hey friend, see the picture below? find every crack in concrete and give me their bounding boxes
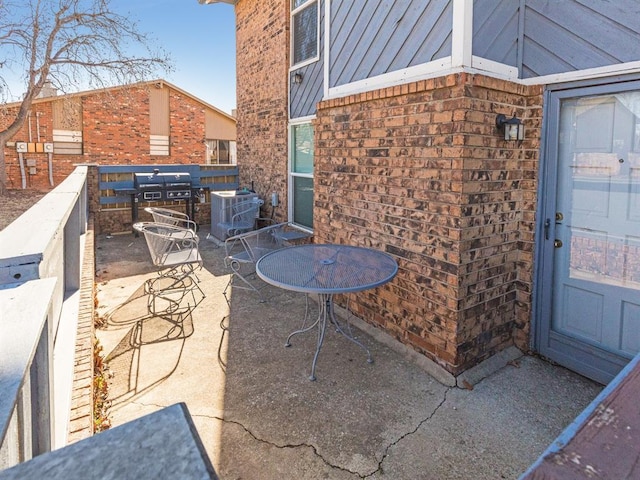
[131,386,454,479]
[362,386,453,478]
[191,413,363,477]
[189,386,454,479]
[128,400,168,410]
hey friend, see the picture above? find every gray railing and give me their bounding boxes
[0,167,217,478]
[0,166,88,468]
[0,403,218,480]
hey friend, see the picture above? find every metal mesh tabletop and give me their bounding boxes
[256,244,398,294]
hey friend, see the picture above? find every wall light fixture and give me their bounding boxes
[496,114,525,141]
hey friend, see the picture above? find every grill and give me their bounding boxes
[133,170,192,201]
[113,169,206,236]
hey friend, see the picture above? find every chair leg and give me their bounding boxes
[227,260,266,302]
[163,263,202,284]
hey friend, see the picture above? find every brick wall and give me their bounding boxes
[168,90,207,163]
[1,101,56,189]
[68,216,96,443]
[235,0,290,223]
[314,73,542,374]
[1,85,212,191]
[233,0,544,374]
[83,88,150,164]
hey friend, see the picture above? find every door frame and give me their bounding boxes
[533,74,640,384]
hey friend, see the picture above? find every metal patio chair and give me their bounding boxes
[144,206,197,233]
[217,198,264,238]
[134,222,205,316]
[223,222,310,302]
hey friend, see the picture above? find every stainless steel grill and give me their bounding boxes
[112,169,204,236]
[133,170,192,201]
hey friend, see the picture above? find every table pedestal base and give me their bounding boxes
[285,293,372,381]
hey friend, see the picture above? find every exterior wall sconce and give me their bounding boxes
[496,114,525,141]
[293,72,303,84]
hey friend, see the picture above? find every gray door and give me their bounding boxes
[537,82,640,384]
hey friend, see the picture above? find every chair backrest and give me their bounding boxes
[134,222,202,269]
[226,199,263,235]
[222,222,310,300]
[144,207,196,232]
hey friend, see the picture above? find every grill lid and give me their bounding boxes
[134,172,162,189]
[133,171,192,189]
[164,172,192,187]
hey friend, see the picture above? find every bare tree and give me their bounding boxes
[0,0,172,193]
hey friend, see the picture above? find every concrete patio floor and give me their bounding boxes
[95,225,602,480]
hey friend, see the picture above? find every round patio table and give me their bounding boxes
[256,244,398,380]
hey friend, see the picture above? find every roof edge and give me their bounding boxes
[1,79,236,123]
[198,0,236,5]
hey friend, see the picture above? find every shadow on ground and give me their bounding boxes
[95,226,602,480]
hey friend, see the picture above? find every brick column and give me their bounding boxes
[235,0,290,221]
[315,73,542,374]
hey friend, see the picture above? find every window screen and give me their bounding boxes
[292,0,318,66]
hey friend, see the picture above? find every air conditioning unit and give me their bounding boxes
[210,190,259,241]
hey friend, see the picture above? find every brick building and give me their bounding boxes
[204,0,640,385]
[0,80,236,191]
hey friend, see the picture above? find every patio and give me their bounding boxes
[94,225,601,480]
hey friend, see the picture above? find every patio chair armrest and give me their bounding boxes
[183,218,198,232]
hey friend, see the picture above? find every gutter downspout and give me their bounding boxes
[48,152,54,186]
[36,112,41,141]
[18,152,27,189]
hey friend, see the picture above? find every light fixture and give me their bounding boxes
[293,72,303,84]
[496,114,525,141]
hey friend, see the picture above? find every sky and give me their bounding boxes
[1,0,238,116]
[112,0,237,115]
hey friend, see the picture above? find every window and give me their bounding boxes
[291,0,318,67]
[290,122,314,229]
[206,139,236,164]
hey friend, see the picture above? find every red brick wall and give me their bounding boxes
[314,73,542,374]
[1,101,56,189]
[82,88,149,165]
[235,0,290,221]
[168,90,207,163]
[457,75,542,369]
[514,88,543,351]
[1,85,210,191]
